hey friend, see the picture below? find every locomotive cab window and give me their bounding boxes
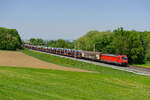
[122,57,127,60]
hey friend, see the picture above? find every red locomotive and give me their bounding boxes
[101,54,128,66]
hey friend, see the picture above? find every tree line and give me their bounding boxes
[0,27,22,50]
[29,38,74,49]
[28,27,150,64]
[76,27,150,64]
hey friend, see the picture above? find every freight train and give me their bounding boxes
[24,44,128,66]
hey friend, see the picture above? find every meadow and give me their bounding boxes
[133,61,150,69]
[0,49,150,100]
[0,66,150,100]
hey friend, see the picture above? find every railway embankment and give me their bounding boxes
[23,49,150,76]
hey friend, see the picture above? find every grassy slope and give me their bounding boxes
[0,49,150,100]
[0,66,150,100]
[23,49,150,99]
[22,49,129,74]
[133,61,150,68]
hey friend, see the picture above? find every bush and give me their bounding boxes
[0,27,22,50]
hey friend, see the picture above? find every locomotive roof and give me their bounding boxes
[102,54,125,57]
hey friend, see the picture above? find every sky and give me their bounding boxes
[0,0,150,40]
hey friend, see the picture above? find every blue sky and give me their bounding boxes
[0,0,150,40]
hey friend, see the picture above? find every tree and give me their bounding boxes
[55,39,66,48]
[112,28,145,64]
[145,34,150,61]
[76,30,113,52]
[29,38,44,45]
[0,27,22,50]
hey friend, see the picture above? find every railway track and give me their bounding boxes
[30,49,150,76]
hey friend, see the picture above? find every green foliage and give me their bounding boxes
[29,38,74,49]
[112,28,145,64]
[0,27,22,50]
[46,40,56,47]
[48,39,74,49]
[54,39,74,49]
[76,28,150,64]
[29,38,45,45]
[76,30,113,52]
[144,33,150,61]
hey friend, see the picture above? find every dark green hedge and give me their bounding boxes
[0,27,22,50]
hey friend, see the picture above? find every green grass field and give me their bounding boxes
[133,61,150,69]
[0,66,150,100]
[0,49,150,100]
